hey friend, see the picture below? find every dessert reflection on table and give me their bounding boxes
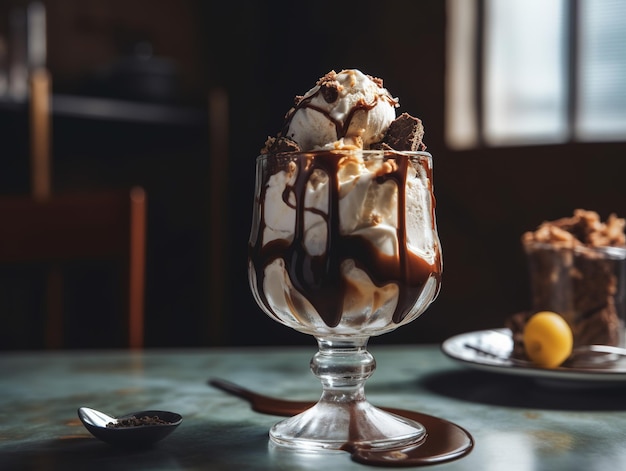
[2,345,626,470]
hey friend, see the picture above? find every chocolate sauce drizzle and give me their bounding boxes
[283,94,381,143]
[249,151,442,329]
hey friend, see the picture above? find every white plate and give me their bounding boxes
[441,328,626,386]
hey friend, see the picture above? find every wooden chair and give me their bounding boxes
[0,187,147,349]
[0,66,147,349]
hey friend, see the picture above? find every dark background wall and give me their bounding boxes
[1,0,625,349]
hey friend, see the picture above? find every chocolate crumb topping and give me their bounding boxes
[317,71,338,87]
[522,209,626,248]
[316,70,385,91]
[368,75,384,88]
[320,82,339,103]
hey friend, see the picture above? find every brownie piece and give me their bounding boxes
[261,136,301,155]
[372,113,427,152]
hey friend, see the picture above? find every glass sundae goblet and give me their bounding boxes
[248,149,442,451]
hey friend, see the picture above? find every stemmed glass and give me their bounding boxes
[248,149,442,451]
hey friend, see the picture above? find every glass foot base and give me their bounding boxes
[269,400,426,451]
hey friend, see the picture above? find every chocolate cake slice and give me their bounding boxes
[510,210,626,357]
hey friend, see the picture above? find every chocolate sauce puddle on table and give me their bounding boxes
[249,152,442,328]
[209,379,473,467]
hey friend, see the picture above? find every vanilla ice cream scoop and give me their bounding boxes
[262,69,426,155]
[283,69,398,151]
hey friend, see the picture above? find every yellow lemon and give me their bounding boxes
[523,311,573,368]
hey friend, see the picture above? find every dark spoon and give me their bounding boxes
[77,407,182,448]
[208,378,473,467]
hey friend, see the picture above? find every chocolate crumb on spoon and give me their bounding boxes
[77,407,182,448]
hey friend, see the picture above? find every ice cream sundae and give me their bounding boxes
[245,68,450,451]
[249,69,441,338]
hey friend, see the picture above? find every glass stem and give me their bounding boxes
[269,335,425,449]
[311,337,374,405]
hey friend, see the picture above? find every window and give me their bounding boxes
[446,0,626,149]
[577,0,626,139]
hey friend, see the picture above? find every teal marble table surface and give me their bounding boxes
[1,344,626,470]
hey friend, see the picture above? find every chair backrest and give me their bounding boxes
[0,186,147,349]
